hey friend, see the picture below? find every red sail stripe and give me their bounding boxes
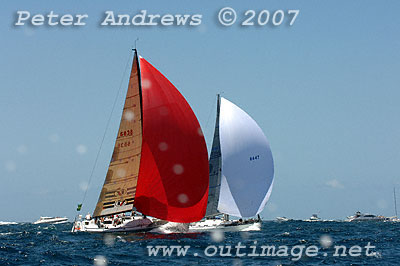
[135,58,209,223]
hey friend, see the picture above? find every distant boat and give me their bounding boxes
[388,216,400,222]
[346,211,389,222]
[34,216,68,225]
[0,221,18,225]
[305,214,321,222]
[72,49,209,233]
[276,217,292,222]
[190,95,274,232]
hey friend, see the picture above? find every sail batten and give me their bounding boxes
[93,52,143,217]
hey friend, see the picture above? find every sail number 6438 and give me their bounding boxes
[242,10,299,26]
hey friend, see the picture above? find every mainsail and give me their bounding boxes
[93,52,142,217]
[205,95,222,217]
[93,51,209,223]
[134,57,209,223]
[208,96,274,218]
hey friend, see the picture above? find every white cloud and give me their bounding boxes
[325,179,344,189]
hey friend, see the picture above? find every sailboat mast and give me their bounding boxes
[394,187,398,217]
[133,48,144,129]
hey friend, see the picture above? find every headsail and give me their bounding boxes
[217,97,274,218]
[205,95,222,217]
[93,52,142,217]
[134,57,209,223]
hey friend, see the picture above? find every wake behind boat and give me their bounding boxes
[34,216,68,225]
[190,95,274,232]
[72,49,209,233]
[189,215,262,232]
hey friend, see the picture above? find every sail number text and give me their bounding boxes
[250,155,260,161]
[120,129,133,137]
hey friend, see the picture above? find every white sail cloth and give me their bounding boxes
[217,97,274,217]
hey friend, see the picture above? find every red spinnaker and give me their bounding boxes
[135,58,209,223]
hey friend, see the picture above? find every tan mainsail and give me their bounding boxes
[93,53,142,217]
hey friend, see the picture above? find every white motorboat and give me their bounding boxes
[305,214,321,222]
[388,216,400,222]
[276,216,292,222]
[346,211,389,222]
[34,216,68,224]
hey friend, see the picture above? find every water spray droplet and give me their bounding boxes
[173,164,184,175]
[158,142,168,151]
[103,234,115,247]
[93,255,108,266]
[240,231,250,239]
[79,181,89,192]
[49,134,60,143]
[159,106,169,116]
[142,79,151,89]
[210,229,224,242]
[319,234,333,248]
[5,161,16,172]
[178,193,189,204]
[17,145,28,155]
[124,110,135,121]
[116,168,127,177]
[76,145,87,155]
[232,259,243,266]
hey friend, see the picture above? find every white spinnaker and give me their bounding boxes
[217,97,274,218]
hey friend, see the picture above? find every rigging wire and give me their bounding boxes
[77,51,133,213]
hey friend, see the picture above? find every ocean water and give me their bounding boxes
[0,220,399,265]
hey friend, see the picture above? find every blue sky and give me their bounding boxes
[1,0,399,222]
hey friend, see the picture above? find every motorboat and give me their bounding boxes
[346,211,389,222]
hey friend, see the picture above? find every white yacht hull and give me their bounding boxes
[345,212,390,222]
[346,217,388,222]
[72,216,160,233]
[276,217,291,222]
